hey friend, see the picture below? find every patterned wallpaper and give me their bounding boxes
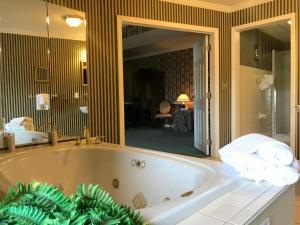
[124,48,194,103]
[122,26,154,39]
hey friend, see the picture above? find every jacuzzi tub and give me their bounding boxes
[0,143,239,225]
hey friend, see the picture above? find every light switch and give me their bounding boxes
[74,92,79,99]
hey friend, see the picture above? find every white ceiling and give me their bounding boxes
[161,0,274,12]
[0,0,86,41]
[258,20,290,43]
[196,0,256,6]
[123,29,201,61]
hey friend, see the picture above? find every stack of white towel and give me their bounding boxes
[4,117,35,133]
[219,133,299,186]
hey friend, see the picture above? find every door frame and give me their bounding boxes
[231,13,297,151]
[117,15,220,157]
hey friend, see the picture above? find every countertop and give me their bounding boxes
[177,177,288,225]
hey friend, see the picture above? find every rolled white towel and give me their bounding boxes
[6,117,34,131]
[228,133,275,154]
[220,146,265,181]
[4,124,26,132]
[256,141,294,167]
[264,165,299,186]
[219,136,300,185]
[239,154,269,183]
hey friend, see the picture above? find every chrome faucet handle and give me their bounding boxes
[75,136,81,145]
[95,136,105,144]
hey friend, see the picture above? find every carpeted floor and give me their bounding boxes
[125,127,206,158]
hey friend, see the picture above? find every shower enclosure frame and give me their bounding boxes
[231,13,297,152]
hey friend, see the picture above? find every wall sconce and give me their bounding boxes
[65,15,83,28]
[81,49,87,62]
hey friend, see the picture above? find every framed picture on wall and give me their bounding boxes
[35,66,49,83]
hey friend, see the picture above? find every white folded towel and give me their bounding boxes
[257,141,295,167]
[4,117,35,132]
[220,147,265,182]
[10,117,32,125]
[219,133,299,186]
[228,133,297,167]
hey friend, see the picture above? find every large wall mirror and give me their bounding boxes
[47,2,87,140]
[0,0,87,148]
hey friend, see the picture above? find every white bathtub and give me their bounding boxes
[0,144,239,225]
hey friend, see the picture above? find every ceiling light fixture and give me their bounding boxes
[65,16,83,28]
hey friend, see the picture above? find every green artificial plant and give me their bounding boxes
[0,182,145,225]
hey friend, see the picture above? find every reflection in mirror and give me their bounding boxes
[239,20,291,145]
[0,0,49,147]
[47,3,87,140]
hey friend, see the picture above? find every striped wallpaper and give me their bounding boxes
[83,0,231,146]
[49,38,88,136]
[0,33,87,136]
[40,0,300,155]
[1,33,50,131]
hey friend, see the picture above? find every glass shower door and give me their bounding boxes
[272,50,291,146]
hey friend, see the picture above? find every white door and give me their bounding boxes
[193,35,210,155]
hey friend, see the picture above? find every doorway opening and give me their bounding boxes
[117,16,220,157]
[231,14,297,150]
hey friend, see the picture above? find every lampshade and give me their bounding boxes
[176,94,190,104]
[65,16,83,28]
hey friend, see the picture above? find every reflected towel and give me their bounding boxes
[4,117,34,132]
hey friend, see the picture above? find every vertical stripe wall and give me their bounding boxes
[1,33,50,129]
[0,33,87,136]
[45,0,300,155]
[49,0,231,146]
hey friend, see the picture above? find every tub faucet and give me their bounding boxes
[95,136,105,144]
[38,122,62,137]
